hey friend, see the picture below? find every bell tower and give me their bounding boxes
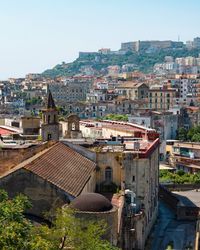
[41,88,59,141]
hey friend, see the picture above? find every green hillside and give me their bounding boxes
[42,48,200,78]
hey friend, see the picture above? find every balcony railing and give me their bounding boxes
[172,155,200,168]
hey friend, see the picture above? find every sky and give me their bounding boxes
[0,0,200,79]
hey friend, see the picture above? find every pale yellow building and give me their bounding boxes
[116,82,149,101]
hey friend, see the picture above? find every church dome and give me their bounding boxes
[70,193,113,212]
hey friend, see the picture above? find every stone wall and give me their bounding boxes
[41,123,59,141]
[81,171,96,194]
[0,142,55,174]
[159,185,179,211]
[163,183,200,191]
[96,151,124,189]
[0,168,73,218]
[177,206,199,220]
[75,206,119,246]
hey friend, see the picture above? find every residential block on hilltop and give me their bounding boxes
[42,37,200,78]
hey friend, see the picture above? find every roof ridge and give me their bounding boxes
[0,141,96,197]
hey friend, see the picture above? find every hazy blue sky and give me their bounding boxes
[0,0,199,79]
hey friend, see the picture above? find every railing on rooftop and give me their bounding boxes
[173,155,200,166]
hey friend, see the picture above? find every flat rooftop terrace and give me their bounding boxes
[173,190,200,208]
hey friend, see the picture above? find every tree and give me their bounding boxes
[191,133,200,142]
[0,190,51,250]
[159,170,200,184]
[0,190,119,250]
[177,127,188,141]
[187,125,200,142]
[33,208,119,250]
[103,114,128,122]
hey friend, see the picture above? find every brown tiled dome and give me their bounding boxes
[70,193,113,212]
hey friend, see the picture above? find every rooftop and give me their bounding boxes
[117,81,143,88]
[1,142,96,197]
[174,142,200,150]
[173,190,200,208]
[80,120,155,133]
[91,138,160,158]
[0,126,22,136]
[70,193,113,212]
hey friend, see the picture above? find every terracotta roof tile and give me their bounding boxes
[24,142,96,197]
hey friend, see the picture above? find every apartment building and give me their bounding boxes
[171,142,200,173]
[49,79,92,103]
[116,82,149,101]
[148,85,176,111]
[173,76,199,106]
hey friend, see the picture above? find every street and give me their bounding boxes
[146,201,195,250]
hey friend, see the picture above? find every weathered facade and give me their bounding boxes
[61,114,82,139]
[0,168,72,217]
[0,142,96,218]
[21,116,40,135]
[91,138,160,249]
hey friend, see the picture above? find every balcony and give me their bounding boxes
[173,154,200,170]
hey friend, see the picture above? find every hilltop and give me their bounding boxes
[42,48,200,78]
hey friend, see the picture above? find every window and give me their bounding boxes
[105,167,112,182]
[72,122,76,130]
[47,133,52,140]
[132,176,135,182]
[48,115,51,124]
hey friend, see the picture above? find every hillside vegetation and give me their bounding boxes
[42,48,200,78]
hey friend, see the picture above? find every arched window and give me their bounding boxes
[72,122,76,131]
[105,167,112,182]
